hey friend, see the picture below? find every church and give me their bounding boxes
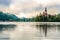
[43,8,47,16]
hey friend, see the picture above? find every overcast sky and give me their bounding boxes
[0,0,60,18]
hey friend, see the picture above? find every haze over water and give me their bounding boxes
[0,22,59,40]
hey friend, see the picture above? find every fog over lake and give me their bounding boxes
[0,22,60,40]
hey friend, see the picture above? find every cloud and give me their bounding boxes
[0,0,11,14]
[10,0,60,13]
[0,0,60,18]
[0,0,11,6]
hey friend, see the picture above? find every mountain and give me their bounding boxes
[0,11,20,21]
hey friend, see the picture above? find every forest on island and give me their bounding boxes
[34,14,60,22]
[0,11,60,22]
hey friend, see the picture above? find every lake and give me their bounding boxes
[0,22,60,40]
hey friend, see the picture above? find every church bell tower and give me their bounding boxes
[43,7,47,16]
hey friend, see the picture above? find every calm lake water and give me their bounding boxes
[0,22,60,40]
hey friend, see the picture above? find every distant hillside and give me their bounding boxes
[1,11,60,22]
[0,11,35,22]
[0,11,20,21]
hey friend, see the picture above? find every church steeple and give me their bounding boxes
[45,7,47,12]
[43,7,47,16]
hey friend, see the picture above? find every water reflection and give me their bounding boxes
[0,24,16,40]
[0,22,60,40]
[0,24,16,31]
[36,24,60,37]
[36,24,47,37]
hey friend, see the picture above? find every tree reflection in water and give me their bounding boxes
[0,24,16,31]
[36,24,56,37]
